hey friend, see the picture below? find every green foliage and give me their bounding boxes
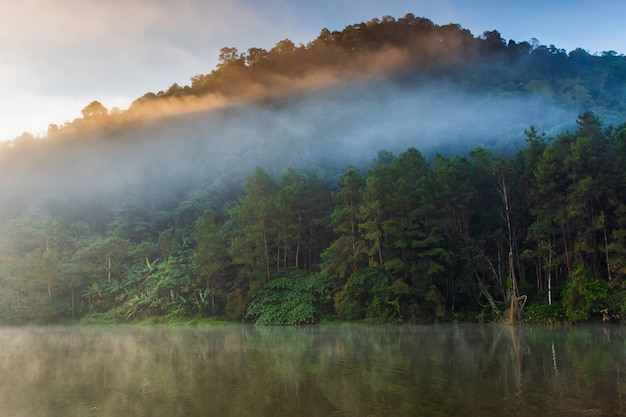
[3,13,626,326]
[523,302,565,324]
[334,267,405,323]
[605,289,625,322]
[246,270,331,325]
[1,112,626,324]
[563,266,609,322]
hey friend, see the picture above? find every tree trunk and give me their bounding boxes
[106,252,112,281]
[602,215,613,281]
[374,211,383,266]
[500,174,521,323]
[262,219,271,281]
[561,222,572,281]
[547,250,552,306]
[295,230,301,269]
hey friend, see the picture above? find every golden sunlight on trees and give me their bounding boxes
[217,47,241,67]
[81,101,108,119]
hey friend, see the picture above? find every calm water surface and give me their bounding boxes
[0,324,624,417]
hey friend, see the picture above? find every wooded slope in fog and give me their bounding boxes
[3,14,625,220]
[1,14,625,324]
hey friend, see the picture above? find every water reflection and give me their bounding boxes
[0,325,623,417]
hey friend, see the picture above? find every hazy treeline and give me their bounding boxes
[2,14,625,220]
[1,14,626,324]
[135,12,626,119]
[41,12,626,134]
[0,111,624,324]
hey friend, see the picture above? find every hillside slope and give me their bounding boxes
[2,14,625,222]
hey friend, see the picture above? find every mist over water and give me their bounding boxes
[0,325,623,417]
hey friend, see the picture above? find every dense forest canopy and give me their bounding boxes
[1,14,625,324]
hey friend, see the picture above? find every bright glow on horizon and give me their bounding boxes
[0,94,132,139]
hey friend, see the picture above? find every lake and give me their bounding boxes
[0,324,623,417]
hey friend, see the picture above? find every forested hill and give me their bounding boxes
[2,14,626,219]
[1,14,625,324]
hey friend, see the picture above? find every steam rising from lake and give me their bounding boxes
[0,325,623,417]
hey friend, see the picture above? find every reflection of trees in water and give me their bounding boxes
[487,325,625,417]
[0,325,623,417]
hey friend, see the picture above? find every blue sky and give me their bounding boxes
[1,0,625,141]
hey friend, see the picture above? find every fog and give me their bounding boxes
[0,75,579,222]
[1,325,624,417]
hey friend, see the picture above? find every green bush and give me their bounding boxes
[563,266,608,322]
[523,302,564,324]
[334,267,406,323]
[604,287,625,322]
[246,270,331,325]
